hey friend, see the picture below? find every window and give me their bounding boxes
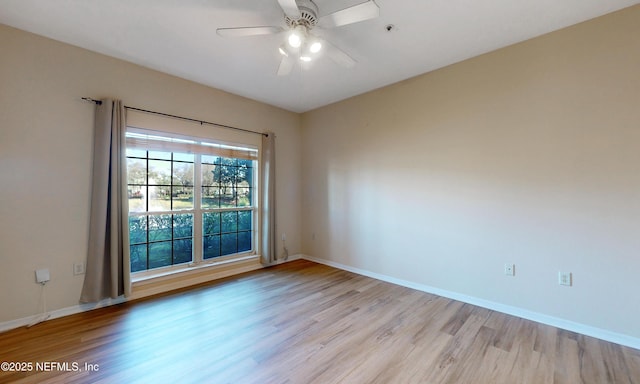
[126,129,258,273]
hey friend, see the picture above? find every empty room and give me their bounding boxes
[1,0,639,383]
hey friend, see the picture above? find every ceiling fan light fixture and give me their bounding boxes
[288,33,302,48]
[309,41,322,53]
[288,25,306,48]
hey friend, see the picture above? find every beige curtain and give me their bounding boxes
[261,132,276,265]
[80,99,131,303]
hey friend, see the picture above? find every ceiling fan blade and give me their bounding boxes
[277,56,295,76]
[216,26,283,37]
[277,0,301,18]
[318,0,380,28]
[322,39,356,68]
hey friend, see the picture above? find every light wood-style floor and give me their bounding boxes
[1,260,639,383]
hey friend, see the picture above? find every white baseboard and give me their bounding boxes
[0,297,127,334]
[302,255,640,350]
[273,253,302,265]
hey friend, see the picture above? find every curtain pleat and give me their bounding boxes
[261,132,276,265]
[80,99,131,303]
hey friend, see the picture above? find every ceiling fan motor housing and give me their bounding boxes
[286,0,319,28]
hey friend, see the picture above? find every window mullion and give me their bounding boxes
[193,154,203,264]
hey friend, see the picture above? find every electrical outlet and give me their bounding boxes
[559,272,572,286]
[281,233,286,242]
[504,263,515,276]
[73,262,85,276]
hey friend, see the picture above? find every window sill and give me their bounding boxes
[132,254,259,283]
[130,254,263,300]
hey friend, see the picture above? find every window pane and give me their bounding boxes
[215,159,236,185]
[203,235,220,259]
[173,153,194,162]
[149,241,172,269]
[238,231,251,253]
[172,162,194,187]
[127,158,147,185]
[201,187,219,209]
[221,212,237,233]
[202,155,219,165]
[173,239,192,264]
[221,233,237,256]
[128,186,147,212]
[237,159,252,168]
[236,165,251,185]
[172,187,193,210]
[149,160,171,185]
[201,164,216,187]
[173,214,193,238]
[220,157,237,167]
[148,186,171,211]
[149,214,172,242]
[149,151,171,160]
[237,188,251,207]
[220,189,236,208]
[126,148,146,158]
[238,211,252,231]
[129,216,147,244]
[212,165,222,185]
[203,212,220,235]
[130,244,147,272]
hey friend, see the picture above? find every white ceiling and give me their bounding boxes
[1,0,637,112]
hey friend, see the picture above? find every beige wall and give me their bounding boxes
[301,6,640,340]
[1,4,638,344]
[0,24,301,323]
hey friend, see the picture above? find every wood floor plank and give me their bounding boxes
[0,259,637,383]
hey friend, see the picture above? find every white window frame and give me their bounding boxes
[125,126,260,279]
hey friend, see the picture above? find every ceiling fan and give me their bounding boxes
[216,0,380,76]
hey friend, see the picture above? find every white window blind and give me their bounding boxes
[126,127,258,160]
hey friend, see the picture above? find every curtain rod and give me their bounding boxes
[81,97,267,137]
